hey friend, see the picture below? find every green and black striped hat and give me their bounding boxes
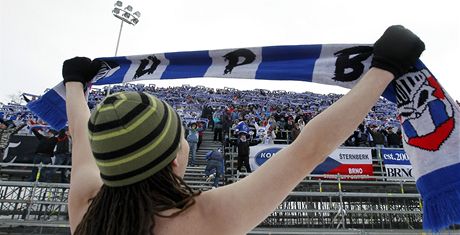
[88,92,181,187]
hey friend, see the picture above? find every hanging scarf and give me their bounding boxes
[27,44,460,231]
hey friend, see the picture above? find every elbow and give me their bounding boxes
[288,128,330,167]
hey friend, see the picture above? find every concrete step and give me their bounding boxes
[181,130,228,191]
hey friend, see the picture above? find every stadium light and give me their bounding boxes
[108,1,141,96]
[112,1,141,56]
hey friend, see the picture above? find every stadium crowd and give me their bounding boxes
[1,83,459,183]
[2,83,419,148]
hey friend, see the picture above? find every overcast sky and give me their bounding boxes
[1,0,459,103]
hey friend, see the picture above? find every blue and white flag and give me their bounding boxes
[27,44,460,231]
[235,121,250,134]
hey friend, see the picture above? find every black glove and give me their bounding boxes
[371,25,425,78]
[62,57,101,86]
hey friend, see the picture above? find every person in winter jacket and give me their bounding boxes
[384,126,402,148]
[367,125,385,147]
[52,128,72,183]
[230,132,260,173]
[204,148,224,188]
[28,126,58,182]
[197,121,207,150]
[213,112,223,142]
[187,122,203,166]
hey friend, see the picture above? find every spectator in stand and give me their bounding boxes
[356,123,369,146]
[273,125,284,144]
[277,117,286,132]
[385,126,401,148]
[222,109,232,137]
[269,115,277,126]
[201,105,214,129]
[291,123,301,142]
[368,125,386,148]
[28,126,58,182]
[261,116,268,127]
[197,121,206,150]
[231,108,239,121]
[285,117,294,141]
[248,117,258,139]
[204,148,224,188]
[213,115,223,143]
[187,122,202,166]
[230,132,260,173]
[297,118,305,131]
[294,111,304,124]
[264,125,277,144]
[52,128,72,183]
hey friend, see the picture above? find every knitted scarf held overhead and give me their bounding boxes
[27,44,460,231]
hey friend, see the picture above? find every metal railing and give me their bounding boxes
[0,132,440,233]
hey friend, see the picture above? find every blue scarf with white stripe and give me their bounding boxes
[28,44,460,231]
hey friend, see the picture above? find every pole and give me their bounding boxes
[114,20,124,57]
[107,20,124,96]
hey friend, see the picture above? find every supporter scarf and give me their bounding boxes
[28,44,460,231]
[235,121,250,134]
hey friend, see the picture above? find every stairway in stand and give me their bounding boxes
[183,128,223,190]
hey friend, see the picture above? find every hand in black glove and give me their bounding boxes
[62,57,101,86]
[371,25,425,78]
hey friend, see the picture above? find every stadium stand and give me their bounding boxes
[0,84,458,234]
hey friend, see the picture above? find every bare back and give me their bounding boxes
[67,69,395,234]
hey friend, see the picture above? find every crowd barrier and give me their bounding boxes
[0,129,424,232]
[0,160,422,230]
[218,137,425,230]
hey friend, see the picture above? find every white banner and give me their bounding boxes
[249,145,373,178]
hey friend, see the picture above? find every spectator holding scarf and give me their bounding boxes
[385,126,402,148]
[230,132,260,173]
[63,25,424,235]
[28,125,58,182]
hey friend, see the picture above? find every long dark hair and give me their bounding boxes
[74,164,201,235]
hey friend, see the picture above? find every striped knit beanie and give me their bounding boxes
[88,92,181,187]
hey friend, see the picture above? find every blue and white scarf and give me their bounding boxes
[28,44,460,231]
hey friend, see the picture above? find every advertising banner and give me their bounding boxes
[249,145,373,179]
[312,148,373,178]
[2,135,39,163]
[381,149,413,179]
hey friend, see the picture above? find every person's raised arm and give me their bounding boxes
[198,25,425,235]
[249,138,260,146]
[63,57,103,232]
[31,128,44,140]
